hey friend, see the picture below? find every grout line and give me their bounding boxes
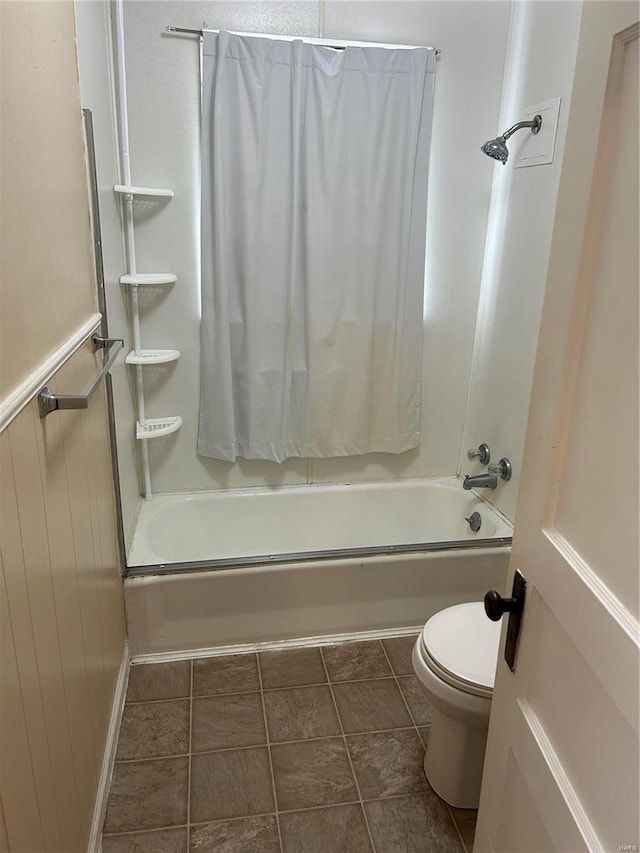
[319,647,378,853]
[262,673,413,689]
[101,788,452,841]
[267,725,416,748]
[270,788,445,816]
[189,813,274,827]
[417,726,430,749]
[193,684,263,697]
[114,725,421,764]
[277,798,360,816]
[256,653,284,853]
[115,751,189,764]
[102,823,189,838]
[378,640,424,734]
[186,659,193,848]
[274,725,415,746]
[447,803,471,853]
[124,671,424,706]
[125,672,420,705]
[124,694,191,705]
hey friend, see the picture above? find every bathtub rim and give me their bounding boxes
[126,535,512,576]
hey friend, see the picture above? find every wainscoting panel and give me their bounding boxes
[0,349,126,852]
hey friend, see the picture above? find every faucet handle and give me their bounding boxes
[467,443,491,465]
[488,457,512,481]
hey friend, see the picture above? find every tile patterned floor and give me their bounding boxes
[101,635,477,852]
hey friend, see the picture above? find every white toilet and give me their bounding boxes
[412,601,501,809]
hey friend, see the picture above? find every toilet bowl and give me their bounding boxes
[412,601,501,809]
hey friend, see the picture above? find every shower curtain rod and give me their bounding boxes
[165,26,441,55]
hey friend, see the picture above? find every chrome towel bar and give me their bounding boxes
[38,335,123,418]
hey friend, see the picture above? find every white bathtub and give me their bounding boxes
[127,476,512,568]
[124,477,512,656]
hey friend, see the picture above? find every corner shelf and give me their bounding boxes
[112,8,180,500]
[120,273,177,286]
[114,184,174,198]
[126,349,180,365]
[136,416,183,440]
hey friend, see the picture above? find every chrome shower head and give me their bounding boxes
[481,114,542,165]
[481,136,509,163]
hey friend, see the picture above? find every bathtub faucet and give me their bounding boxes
[462,473,497,490]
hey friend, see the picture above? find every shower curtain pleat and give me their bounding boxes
[199,32,436,463]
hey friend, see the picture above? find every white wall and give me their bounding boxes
[462,1,583,521]
[108,0,512,506]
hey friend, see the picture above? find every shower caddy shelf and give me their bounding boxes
[120,273,177,286]
[125,349,181,365]
[114,180,184,455]
[136,416,183,439]
[114,185,174,198]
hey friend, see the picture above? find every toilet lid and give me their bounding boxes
[422,602,501,693]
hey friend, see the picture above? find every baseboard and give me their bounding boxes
[130,624,423,665]
[87,642,130,853]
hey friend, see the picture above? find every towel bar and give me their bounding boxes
[38,335,123,418]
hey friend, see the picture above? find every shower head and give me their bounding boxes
[481,136,509,163]
[481,114,542,164]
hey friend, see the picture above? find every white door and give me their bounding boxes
[475,4,639,852]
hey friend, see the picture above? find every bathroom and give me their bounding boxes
[1,1,637,852]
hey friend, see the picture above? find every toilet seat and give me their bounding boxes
[420,602,501,699]
[421,643,492,699]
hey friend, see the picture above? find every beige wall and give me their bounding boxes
[0,1,96,397]
[0,2,126,851]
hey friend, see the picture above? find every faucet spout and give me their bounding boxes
[463,473,498,490]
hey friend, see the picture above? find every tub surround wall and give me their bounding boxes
[462,1,583,521]
[78,0,511,544]
[73,0,586,546]
[125,547,510,656]
[74,0,141,547]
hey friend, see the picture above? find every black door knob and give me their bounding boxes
[487,571,527,672]
[484,589,522,621]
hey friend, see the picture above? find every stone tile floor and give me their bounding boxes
[101,635,477,852]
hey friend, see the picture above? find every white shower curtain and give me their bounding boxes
[199,31,436,463]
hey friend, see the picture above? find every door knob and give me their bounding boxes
[484,589,522,621]
[484,570,527,672]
